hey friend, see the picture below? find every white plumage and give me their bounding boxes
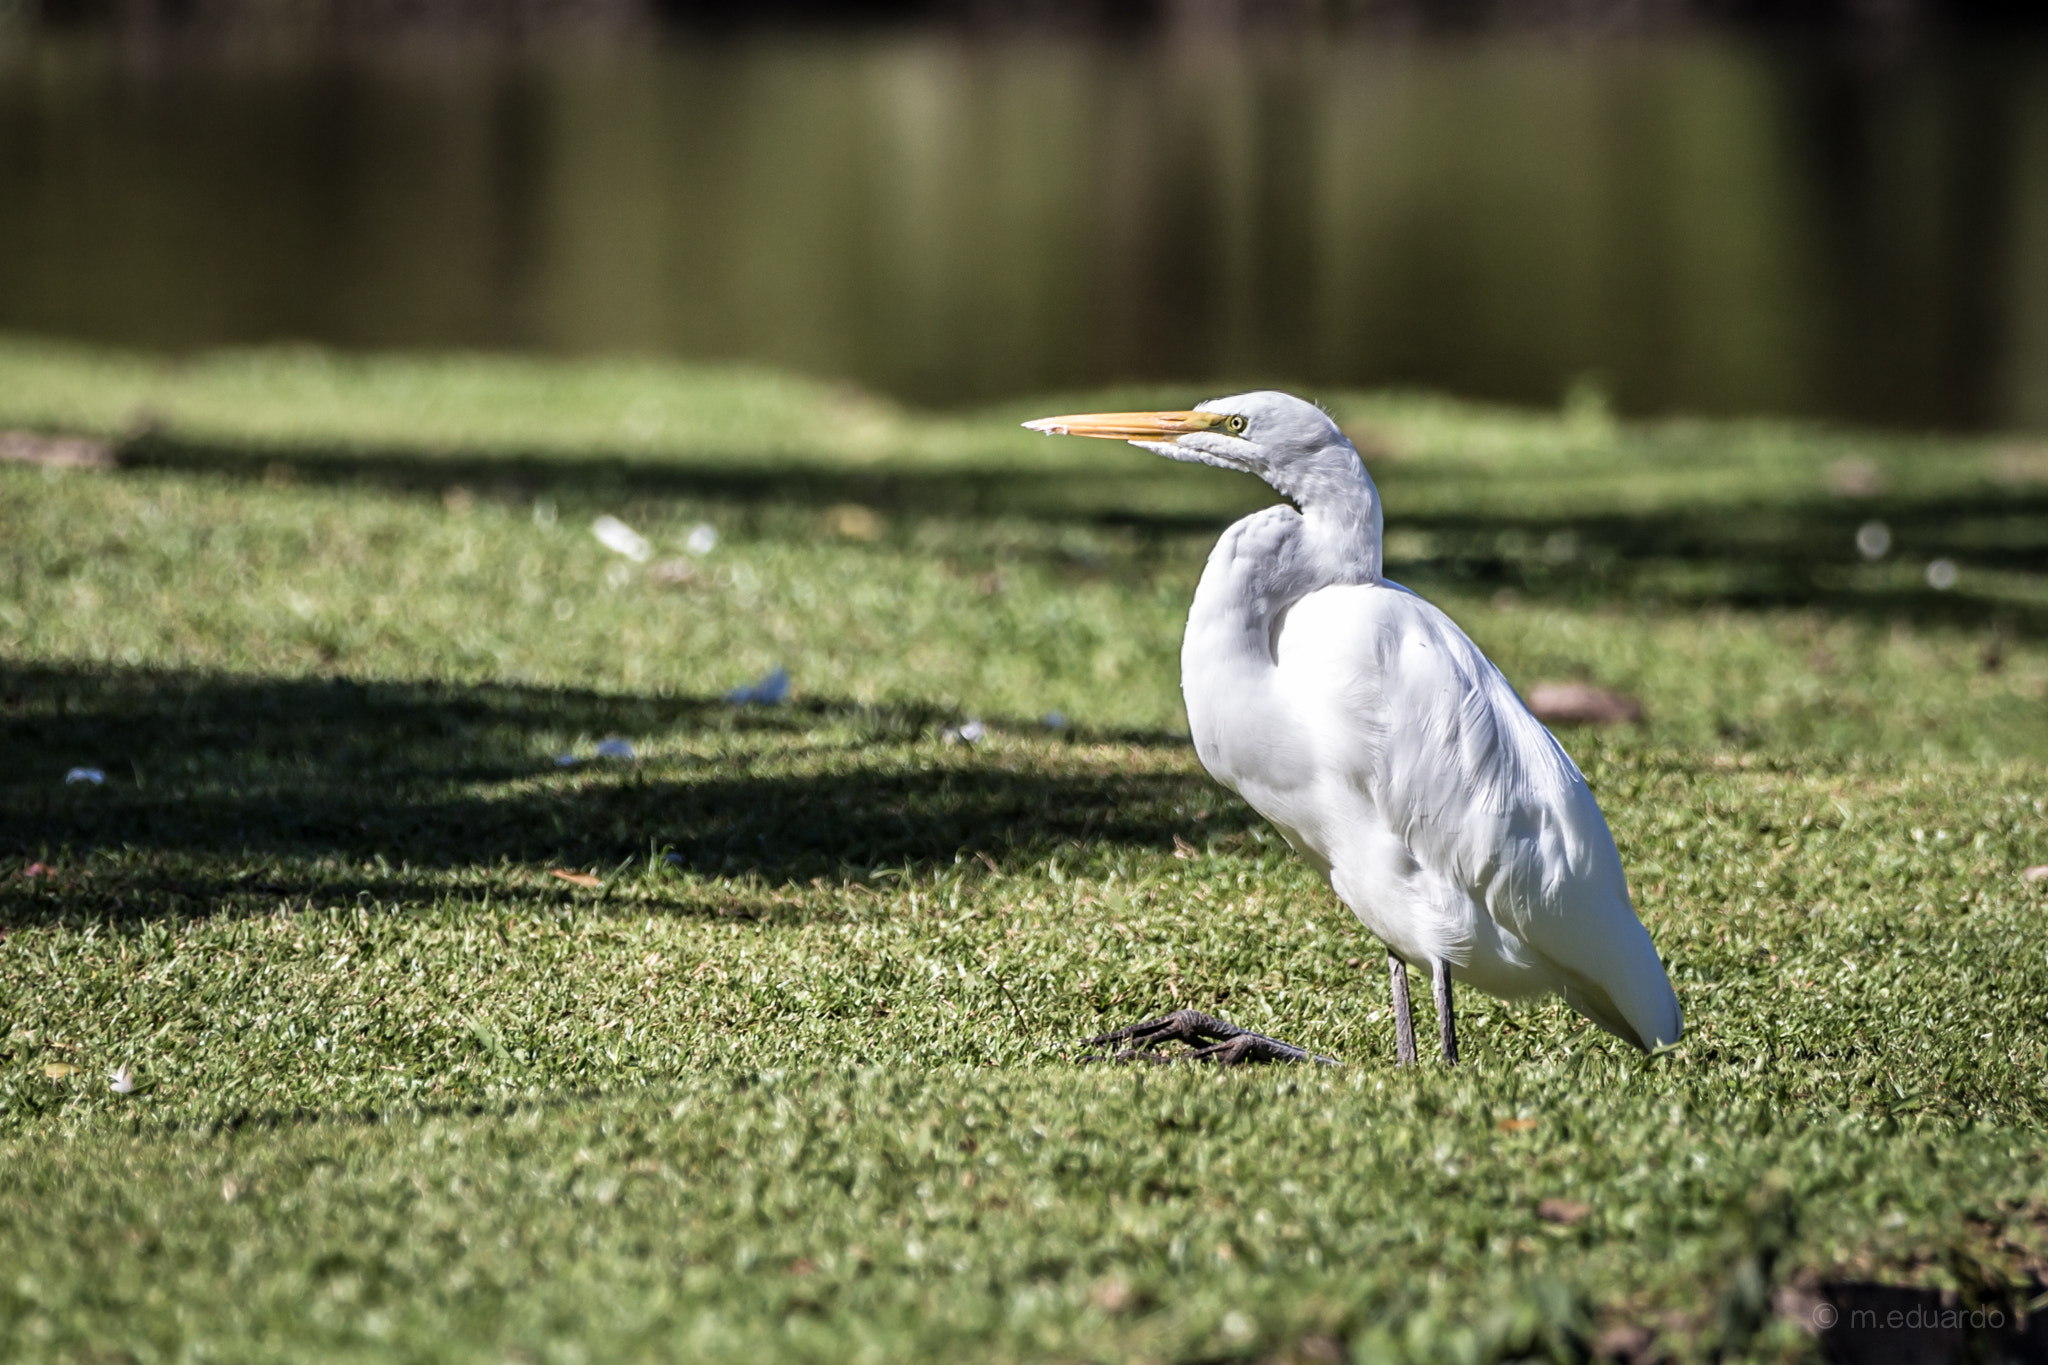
[1027,390,1680,1062]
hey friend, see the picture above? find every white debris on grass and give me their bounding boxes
[685,523,719,555]
[593,515,653,562]
[726,666,790,706]
[943,719,986,745]
[109,1063,135,1094]
[594,737,635,760]
[64,767,105,785]
[1925,558,1958,590]
[1855,520,1891,560]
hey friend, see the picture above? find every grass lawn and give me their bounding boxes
[3,335,2047,1363]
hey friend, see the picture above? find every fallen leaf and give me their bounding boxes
[1294,1336,1348,1365]
[1824,456,1886,498]
[549,869,602,888]
[1539,1197,1591,1225]
[1498,1117,1539,1133]
[2024,865,2048,884]
[1172,835,1198,860]
[825,503,885,541]
[1991,442,2048,486]
[42,1061,78,1079]
[648,558,697,587]
[1526,681,1643,726]
[1592,1323,1653,1360]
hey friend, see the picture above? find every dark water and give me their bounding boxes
[2,30,2045,430]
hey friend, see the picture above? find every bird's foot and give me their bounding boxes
[1079,1009,1337,1066]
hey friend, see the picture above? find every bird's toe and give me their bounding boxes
[1079,1010,1334,1066]
[1082,1008,1221,1049]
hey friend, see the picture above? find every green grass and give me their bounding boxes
[3,335,2047,1363]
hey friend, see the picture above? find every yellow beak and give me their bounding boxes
[1021,410,1229,440]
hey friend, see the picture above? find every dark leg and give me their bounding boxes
[1388,955,1417,1067]
[1433,960,1458,1064]
[1082,1009,1337,1066]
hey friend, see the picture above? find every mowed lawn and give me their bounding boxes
[3,337,2047,1363]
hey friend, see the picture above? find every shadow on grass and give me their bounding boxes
[119,432,2048,637]
[115,430,1258,531]
[1394,492,2048,639]
[0,662,1230,926]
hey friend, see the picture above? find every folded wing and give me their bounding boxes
[1275,583,1681,1051]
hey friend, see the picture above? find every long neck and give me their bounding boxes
[1268,444,1383,587]
[1185,457,1383,681]
[1183,435,1387,770]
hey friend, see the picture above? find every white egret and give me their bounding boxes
[1025,392,1680,1065]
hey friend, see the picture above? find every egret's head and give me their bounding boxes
[1023,390,1369,508]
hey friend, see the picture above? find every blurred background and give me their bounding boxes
[2,0,2045,432]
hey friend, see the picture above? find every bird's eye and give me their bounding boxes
[1225,415,1248,435]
